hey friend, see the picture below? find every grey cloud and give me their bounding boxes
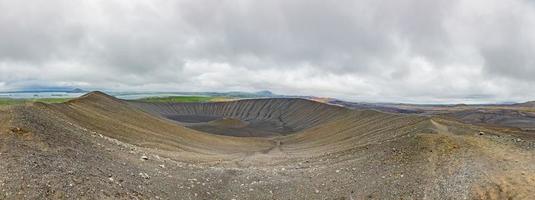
[0,0,534,103]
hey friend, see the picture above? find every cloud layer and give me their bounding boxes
[1,0,534,103]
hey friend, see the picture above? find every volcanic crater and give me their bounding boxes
[1,91,534,199]
[130,98,344,137]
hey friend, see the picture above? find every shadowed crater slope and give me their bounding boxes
[129,98,348,137]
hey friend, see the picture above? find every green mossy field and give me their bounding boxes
[0,98,71,106]
[137,96,231,103]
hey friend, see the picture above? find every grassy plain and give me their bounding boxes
[0,98,71,106]
[137,96,233,103]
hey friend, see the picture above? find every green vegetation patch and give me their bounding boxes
[137,96,230,103]
[0,98,72,106]
[0,98,24,106]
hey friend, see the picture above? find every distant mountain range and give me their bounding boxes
[1,87,87,93]
[5,87,535,107]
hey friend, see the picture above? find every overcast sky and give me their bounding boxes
[1,0,535,103]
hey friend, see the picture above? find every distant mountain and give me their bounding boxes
[67,88,87,93]
[4,87,87,93]
[255,90,274,96]
[200,90,278,98]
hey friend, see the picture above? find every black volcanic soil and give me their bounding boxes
[442,109,535,131]
[333,99,535,132]
[165,115,221,123]
[1,92,535,199]
[160,114,297,137]
[184,118,296,137]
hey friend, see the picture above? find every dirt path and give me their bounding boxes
[430,119,450,134]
